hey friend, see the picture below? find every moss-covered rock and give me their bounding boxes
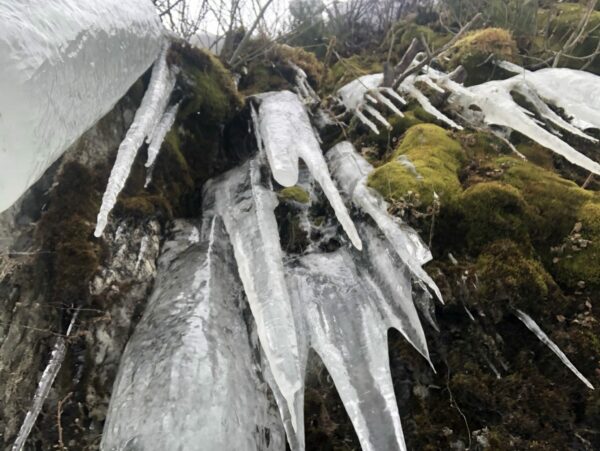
[278,186,310,204]
[460,182,532,252]
[367,124,466,206]
[553,200,600,289]
[239,42,324,95]
[445,27,519,85]
[477,240,552,317]
[323,54,383,94]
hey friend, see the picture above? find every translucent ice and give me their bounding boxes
[0,0,164,213]
[202,157,305,444]
[326,141,442,302]
[255,91,362,249]
[515,309,594,390]
[94,47,176,237]
[101,219,285,450]
[287,250,409,451]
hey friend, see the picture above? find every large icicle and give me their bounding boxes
[287,250,409,451]
[463,79,600,176]
[202,157,305,446]
[514,309,594,390]
[327,141,442,302]
[101,219,285,450]
[0,0,164,213]
[255,91,362,249]
[12,313,78,451]
[498,61,600,131]
[94,47,176,237]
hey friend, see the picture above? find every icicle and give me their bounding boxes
[326,142,443,302]
[202,157,305,444]
[288,61,319,104]
[101,219,285,450]
[144,101,180,187]
[514,309,594,390]
[287,250,408,451]
[399,75,463,130]
[94,46,176,237]
[255,91,362,249]
[464,80,600,176]
[356,223,433,367]
[12,312,78,451]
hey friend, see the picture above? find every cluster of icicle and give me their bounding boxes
[336,55,600,176]
[102,90,441,451]
[94,45,179,237]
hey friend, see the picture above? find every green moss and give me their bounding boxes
[171,42,242,123]
[497,157,594,247]
[477,240,551,315]
[367,124,466,206]
[278,186,310,204]
[239,42,324,95]
[445,27,519,85]
[554,201,600,288]
[460,182,532,252]
[37,162,104,305]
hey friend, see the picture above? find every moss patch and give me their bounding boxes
[367,124,466,206]
[445,27,519,85]
[460,182,532,252]
[278,186,310,204]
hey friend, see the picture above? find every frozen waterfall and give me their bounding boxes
[0,0,164,213]
[104,126,445,449]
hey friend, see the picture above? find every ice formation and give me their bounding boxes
[515,309,594,390]
[94,47,176,237]
[335,61,600,175]
[12,313,78,451]
[105,140,446,450]
[101,219,285,450]
[201,157,305,444]
[0,0,164,213]
[254,91,362,249]
[286,250,409,451]
[326,141,442,302]
[335,71,462,134]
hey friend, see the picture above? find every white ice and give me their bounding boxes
[0,0,164,213]
[287,250,409,451]
[255,91,362,249]
[94,47,176,237]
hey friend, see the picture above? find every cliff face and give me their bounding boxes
[1,28,599,451]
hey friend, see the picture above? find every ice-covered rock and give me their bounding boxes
[0,0,164,213]
[101,218,285,450]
